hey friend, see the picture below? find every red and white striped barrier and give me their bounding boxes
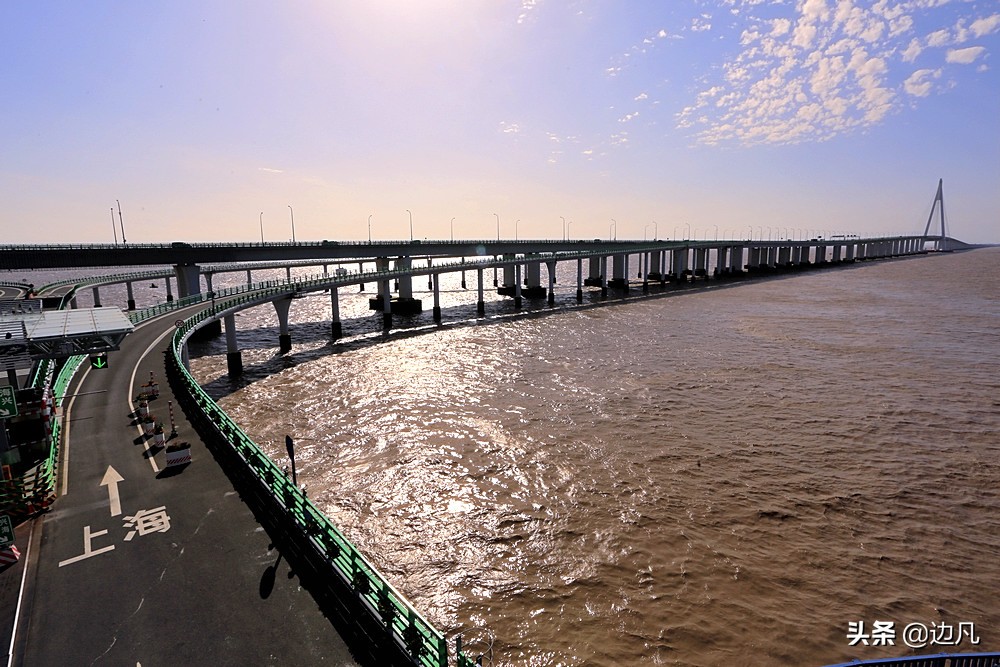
[0,545,21,566]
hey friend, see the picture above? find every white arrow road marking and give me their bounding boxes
[100,466,124,517]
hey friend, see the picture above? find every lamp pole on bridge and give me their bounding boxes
[610,219,616,241]
[407,209,413,242]
[368,214,372,243]
[515,219,520,241]
[561,216,566,241]
[652,220,657,241]
[260,212,264,243]
[451,217,455,242]
[288,205,295,243]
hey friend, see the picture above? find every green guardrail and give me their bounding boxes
[167,302,465,666]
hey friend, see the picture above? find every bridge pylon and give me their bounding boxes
[921,178,947,251]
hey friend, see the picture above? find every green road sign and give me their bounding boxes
[90,354,108,369]
[0,515,13,548]
[0,385,16,419]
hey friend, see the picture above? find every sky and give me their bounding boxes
[1,0,998,244]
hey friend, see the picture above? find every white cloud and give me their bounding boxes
[772,18,792,36]
[970,14,1000,38]
[499,121,521,134]
[902,37,923,62]
[259,167,284,173]
[903,68,941,96]
[946,46,986,64]
[634,92,648,101]
[926,28,950,47]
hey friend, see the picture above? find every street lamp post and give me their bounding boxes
[288,205,295,242]
[368,214,372,243]
[259,212,264,243]
[407,209,413,242]
[515,219,520,241]
[451,217,455,242]
[652,221,658,241]
[561,216,566,241]
[610,219,616,241]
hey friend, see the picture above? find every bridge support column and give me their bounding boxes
[778,246,791,267]
[285,266,292,280]
[642,253,649,292]
[845,243,856,262]
[546,261,556,305]
[396,257,415,300]
[224,314,242,378]
[174,264,202,298]
[514,264,522,310]
[730,246,743,274]
[330,286,342,340]
[715,247,728,276]
[694,248,708,278]
[610,254,627,290]
[523,257,545,299]
[672,248,687,281]
[246,270,252,285]
[432,273,441,322]
[576,258,583,302]
[165,276,173,302]
[832,244,842,262]
[273,296,293,353]
[477,268,485,316]
[92,286,102,307]
[126,281,136,310]
[601,256,608,298]
[205,273,214,294]
[381,278,392,329]
[427,258,434,290]
[461,267,467,290]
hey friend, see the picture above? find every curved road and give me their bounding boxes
[11,305,360,666]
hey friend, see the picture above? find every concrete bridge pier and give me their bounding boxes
[285,266,292,280]
[330,286,342,340]
[165,276,173,302]
[672,247,688,282]
[641,253,649,293]
[246,270,252,285]
[601,256,609,298]
[381,278,392,329]
[545,261,557,305]
[584,256,603,288]
[427,258,434,290]
[359,262,366,291]
[477,268,485,316]
[610,254,628,290]
[778,246,791,268]
[432,273,441,322]
[693,248,708,278]
[205,273,214,295]
[274,296,293,353]
[92,286,102,307]
[730,246,743,274]
[832,244,842,262]
[514,264,523,310]
[461,267,467,289]
[715,247,728,276]
[523,258,546,299]
[647,250,662,282]
[845,243,856,262]
[576,258,584,303]
[225,314,242,378]
[394,257,422,314]
[174,264,202,298]
[126,281,136,310]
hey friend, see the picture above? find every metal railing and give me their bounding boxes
[167,299,466,665]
